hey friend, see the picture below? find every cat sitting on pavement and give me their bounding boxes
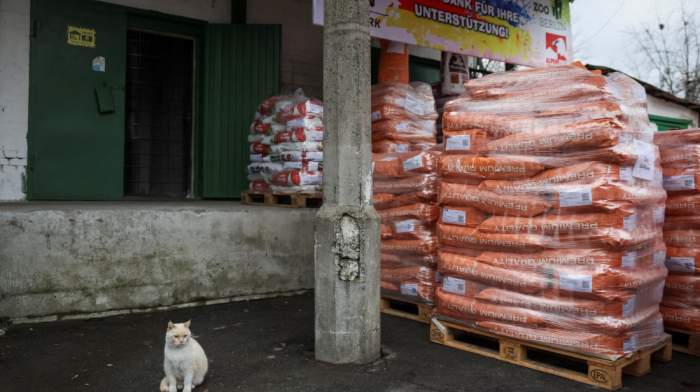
[160,320,208,392]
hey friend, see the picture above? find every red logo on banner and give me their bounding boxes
[545,33,568,65]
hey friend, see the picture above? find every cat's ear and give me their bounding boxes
[184,319,191,329]
[167,321,175,331]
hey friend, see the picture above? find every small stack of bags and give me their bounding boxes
[247,90,324,193]
[655,129,700,332]
[371,41,441,305]
[434,62,670,357]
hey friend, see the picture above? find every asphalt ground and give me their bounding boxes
[2,292,699,392]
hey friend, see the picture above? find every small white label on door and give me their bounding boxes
[92,56,105,72]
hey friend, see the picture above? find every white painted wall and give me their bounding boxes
[647,94,699,127]
[0,0,30,200]
[247,0,323,99]
[0,0,231,201]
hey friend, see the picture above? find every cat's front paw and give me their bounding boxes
[177,383,184,389]
[182,387,192,392]
[168,386,177,392]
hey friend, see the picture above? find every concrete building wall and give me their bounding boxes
[247,0,323,99]
[0,0,231,202]
[0,202,315,320]
[647,94,700,127]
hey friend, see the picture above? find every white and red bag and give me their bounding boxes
[269,142,323,154]
[249,142,269,155]
[286,116,324,132]
[271,171,323,187]
[283,161,323,171]
[273,129,324,144]
[279,100,324,123]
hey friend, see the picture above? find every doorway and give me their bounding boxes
[124,30,194,197]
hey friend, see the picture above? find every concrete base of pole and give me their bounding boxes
[314,203,381,364]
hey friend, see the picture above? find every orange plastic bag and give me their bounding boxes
[654,128,700,148]
[664,247,700,274]
[436,289,547,327]
[438,155,546,182]
[664,230,700,248]
[535,101,624,129]
[666,194,700,216]
[372,140,411,153]
[659,145,700,168]
[372,121,437,144]
[378,203,439,224]
[660,306,700,332]
[550,183,666,215]
[438,252,547,294]
[664,215,700,231]
[374,175,437,195]
[480,119,626,155]
[381,238,437,256]
[442,128,492,155]
[438,182,551,216]
[664,274,700,297]
[378,39,408,84]
[372,152,438,178]
[373,191,436,210]
[662,166,700,195]
[438,223,546,253]
[478,213,627,234]
[442,112,535,137]
[380,266,438,285]
[381,252,437,269]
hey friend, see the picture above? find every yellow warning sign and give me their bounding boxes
[67,26,95,48]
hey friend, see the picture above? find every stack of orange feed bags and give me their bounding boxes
[654,129,700,332]
[434,61,670,358]
[371,40,441,305]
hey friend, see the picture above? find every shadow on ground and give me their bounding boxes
[2,293,699,391]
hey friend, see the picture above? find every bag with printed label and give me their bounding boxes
[661,166,700,195]
[377,39,409,84]
[374,174,438,196]
[278,100,324,123]
[373,191,437,210]
[269,141,323,154]
[435,66,669,356]
[372,151,439,178]
[270,171,323,187]
[286,116,324,132]
[372,140,412,154]
[273,129,324,144]
[440,52,469,96]
[249,181,269,192]
[372,121,437,144]
[654,128,700,148]
[660,306,700,331]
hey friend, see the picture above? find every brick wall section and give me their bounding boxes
[247,0,323,99]
[0,0,30,200]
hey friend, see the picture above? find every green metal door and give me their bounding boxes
[28,0,127,200]
[203,24,281,198]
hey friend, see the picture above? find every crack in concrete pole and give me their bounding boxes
[314,0,381,364]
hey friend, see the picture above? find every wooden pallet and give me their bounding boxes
[430,319,672,390]
[666,327,700,357]
[241,191,322,208]
[380,297,434,324]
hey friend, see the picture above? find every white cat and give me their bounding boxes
[159,320,208,392]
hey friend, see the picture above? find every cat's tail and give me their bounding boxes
[160,377,169,392]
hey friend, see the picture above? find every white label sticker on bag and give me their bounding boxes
[250,154,263,163]
[400,283,418,296]
[559,272,592,293]
[371,162,375,174]
[623,335,638,352]
[287,117,304,129]
[300,172,323,185]
[402,155,423,171]
[443,276,466,295]
[623,213,637,230]
[666,257,696,272]
[423,123,435,133]
[371,111,381,121]
[395,220,414,234]
[446,135,471,151]
[654,171,663,188]
[435,271,442,283]
[395,144,409,153]
[308,103,324,116]
[558,188,592,207]
[653,281,664,301]
[443,208,466,225]
[404,94,425,115]
[619,133,633,144]
[632,139,655,181]
[622,252,637,269]
[663,175,695,191]
[387,41,405,54]
[623,296,636,318]
[620,167,633,182]
[396,122,410,132]
[307,130,324,141]
[653,250,666,268]
[654,206,666,223]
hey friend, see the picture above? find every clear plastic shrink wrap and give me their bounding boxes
[247,90,324,193]
[654,128,700,332]
[435,62,669,357]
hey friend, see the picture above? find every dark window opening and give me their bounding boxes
[124,30,194,197]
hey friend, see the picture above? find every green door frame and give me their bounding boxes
[649,114,694,132]
[28,0,208,199]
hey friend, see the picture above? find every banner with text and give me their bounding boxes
[313,0,572,68]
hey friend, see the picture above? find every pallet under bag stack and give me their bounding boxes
[371,81,440,322]
[654,129,700,356]
[430,63,672,389]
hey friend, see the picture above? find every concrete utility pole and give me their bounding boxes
[314,0,381,364]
